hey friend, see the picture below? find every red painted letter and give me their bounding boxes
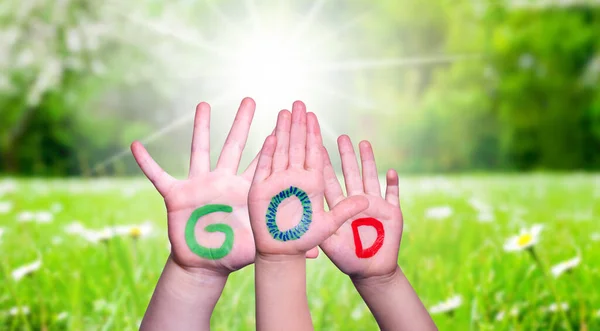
[351,217,385,258]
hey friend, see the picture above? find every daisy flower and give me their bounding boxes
[429,295,463,315]
[128,223,153,239]
[550,256,581,278]
[425,206,453,220]
[350,305,366,321]
[0,180,17,195]
[35,211,53,223]
[0,201,13,214]
[542,302,569,313]
[65,221,86,234]
[50,203,63,213]
[495,306,520,321]
[12,259,42,281]
[17,211,35,222]
[503,224,543,252]
[94,228,117,243]
[56,311,69,321]
[8,306,30,316]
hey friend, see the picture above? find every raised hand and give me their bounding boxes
[320,135,403,279]
[248,101,369,257]
[131,98,261,275]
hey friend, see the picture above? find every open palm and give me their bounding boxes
[248,101,369,256]
[320,136,403,279]
[131,98,262,275]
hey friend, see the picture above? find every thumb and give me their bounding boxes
[327,195,369,228]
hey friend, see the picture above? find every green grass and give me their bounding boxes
[0,174,599,330]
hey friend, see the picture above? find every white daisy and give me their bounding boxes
[350,305,365,321]
[0,201,13,214]
[51,236,63,245]
[65,221,86,234]
[429,295,463,314]
[95,227,117,242]
[115,222,154,239]
[509,307,520,317]
[495,306,520,321]
[495,310,505,321]
[8,306,30,316]
[12,259,42,281]
[477,211,495,223]
[35,211,54,223]
[50,203,63,213]
[17,211,35,222]
[93,299,116,313]
[425,206,453,220]
[551,256,581,278]
[0,180,17,195]
[543,302,569,313]
[503,224,544,252]
[56,311,69,321]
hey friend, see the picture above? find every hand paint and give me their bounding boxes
[185,204,234,260]
[266,186,312,242]
[351,217,385,258]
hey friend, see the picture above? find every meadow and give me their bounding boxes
[0,174,599,330]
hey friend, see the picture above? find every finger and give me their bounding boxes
[272,110,291,172]
[131,141,177,196]
[288,101,307,169]
[327,195,369,229]
[385,169,400,206]
[216,97,256,173]
[305,112,323,171]
[188,102,211,177]
[322,146,345,207]
[337,135,364,195]
[241,128,276,181]
[306,247,319,259]
[358,140,382,196]
[252,135,277,183]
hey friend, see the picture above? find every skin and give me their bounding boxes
[249,101,369,331]
[132,98,318,331]
[320,136,438,331]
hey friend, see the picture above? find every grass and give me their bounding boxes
[0,174,599,330]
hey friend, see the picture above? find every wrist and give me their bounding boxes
[255,251,306,264]
[351,265,403,289]
[165,255,228,290]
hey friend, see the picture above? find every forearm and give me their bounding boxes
[352,266,437,331]
[255,254,313,331]
[140,256,227,331]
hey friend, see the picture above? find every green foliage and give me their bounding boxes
[367,0,600,172]
[0,0,599,175]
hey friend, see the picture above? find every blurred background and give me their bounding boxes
[1,0,599,330]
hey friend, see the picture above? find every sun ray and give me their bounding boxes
[91,93,237,174]
[108,6,231,58]
[312,54,484,72]
[205,0,243,36]
[289,0,328,42]
[300,9,374,57]
[245,0,261,31]
[299,81,376,110]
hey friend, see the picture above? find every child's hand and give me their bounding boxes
[131,98,261,275]
[320,135,403,280]
[248,101,369,257]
